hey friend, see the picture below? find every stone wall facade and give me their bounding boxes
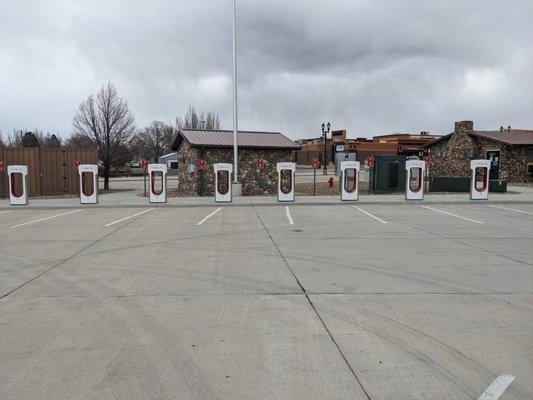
[176,140,293,196]
[428,121,529,183]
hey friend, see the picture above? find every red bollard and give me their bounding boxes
[328,176,334,188]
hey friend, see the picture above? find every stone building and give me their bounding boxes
[425,121,533,183]
[171,129,300,196]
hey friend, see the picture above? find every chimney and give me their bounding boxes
[500,126,504,133]
[455,120,473,133]
[507,125,511,133]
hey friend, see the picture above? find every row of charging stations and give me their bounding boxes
[2,159,492,205]
[402,159,491,201]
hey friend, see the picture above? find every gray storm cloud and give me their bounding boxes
[1,0,532,139]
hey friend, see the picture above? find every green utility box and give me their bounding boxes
[371,156,407,193]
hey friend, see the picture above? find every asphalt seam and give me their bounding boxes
[0,210,156,301]
[252,205,372,400]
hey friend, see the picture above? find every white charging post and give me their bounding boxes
[78,164,98,204]
[277,162,296,202]
[148,163,167,203]
[214,163,233,203]
[470,159,490,200]
[340,161,360,201]
[405,159,426,201]
[7,165,29,205]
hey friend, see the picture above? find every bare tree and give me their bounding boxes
[136,120,175,162]
[0,132,5,147]
[72,82,135,189]
[176,105,221,130]
[63,132,95,149]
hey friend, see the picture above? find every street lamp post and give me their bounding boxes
[321,122,330,175]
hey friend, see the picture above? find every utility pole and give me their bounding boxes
[232,0,239,185]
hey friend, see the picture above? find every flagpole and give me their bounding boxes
[232,0,238,184]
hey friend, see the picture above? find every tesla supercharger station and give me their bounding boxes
[340,161,360,201]
[470,159,490,200]
[277,162,296,202]
[405,159,426,201]
[148,163,167,203]
[214,163,233,202]
[7,165,29,205]
[78,164,98,204]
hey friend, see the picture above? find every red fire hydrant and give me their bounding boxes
[328,176,334,188]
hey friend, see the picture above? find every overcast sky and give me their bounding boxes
[1,0,532,140]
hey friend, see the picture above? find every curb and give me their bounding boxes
[1,199,532,210]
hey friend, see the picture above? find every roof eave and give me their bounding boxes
[188,143,301,150]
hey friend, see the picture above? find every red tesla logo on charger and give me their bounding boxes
[141,160,149,170]
[0,161,4,172]
[257,159,265,170]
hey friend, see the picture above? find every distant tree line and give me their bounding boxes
[0,130,63,148]
[1,82,222,190]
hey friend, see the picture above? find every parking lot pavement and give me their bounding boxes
[0,204,532,399]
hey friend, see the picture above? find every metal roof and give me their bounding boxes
[425,129,533,147]
[172,129,301,151]
[468,130,533,145]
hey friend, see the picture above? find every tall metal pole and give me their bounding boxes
[232,0,238,183]
[323,130,327,175]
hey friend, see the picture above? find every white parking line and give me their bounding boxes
[10,209,83,228]
[490,204,533,215]
[285,206,294,225]
[477,375,515,400]
[197,207,223,226]
[421,205,484,224]
[0,210,11,215]
[105,208,154,227]
[352,206,388,224]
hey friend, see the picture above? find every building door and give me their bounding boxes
[486,150,500,180]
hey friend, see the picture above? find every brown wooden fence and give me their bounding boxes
[0,148,98,197]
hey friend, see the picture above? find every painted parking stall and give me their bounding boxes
[0,203,531,399]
